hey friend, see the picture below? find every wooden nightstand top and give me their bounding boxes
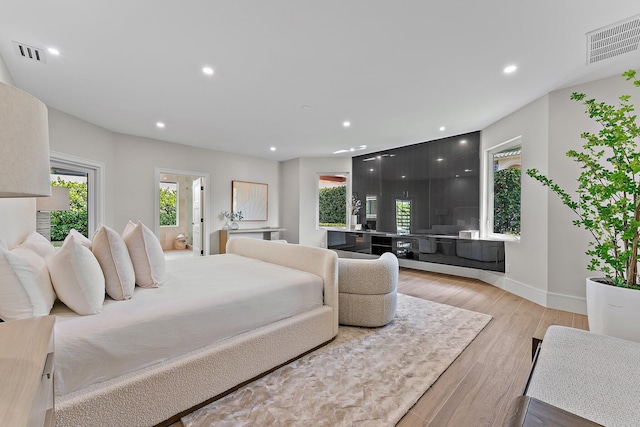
[0,316,55,427]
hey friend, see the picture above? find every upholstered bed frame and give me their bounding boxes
[54,238,339,427]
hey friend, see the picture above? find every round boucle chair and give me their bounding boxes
[338,252,399,327]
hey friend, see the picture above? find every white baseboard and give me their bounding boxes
[546,291,587,315]
[397,258,587,315]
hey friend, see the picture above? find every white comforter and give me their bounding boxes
[52,253,324,396]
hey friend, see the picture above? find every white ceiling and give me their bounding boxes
[1,1,639,161]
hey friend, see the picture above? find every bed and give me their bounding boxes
[53,237,339,426]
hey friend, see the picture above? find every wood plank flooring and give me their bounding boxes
[395,268,588,427]
[168,267,588,427]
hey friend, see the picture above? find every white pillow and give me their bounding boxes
[46,236,105,315]
[19,231,55,258]
[93,225,135,300]
[122,221,165,288]
[65,228,92,249]
[0,245,56,321]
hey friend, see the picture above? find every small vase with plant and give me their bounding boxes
[348,196,362,230]
[220,211,244,230]
[526,69,640,341]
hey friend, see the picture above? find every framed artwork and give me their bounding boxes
[232,181,268,221]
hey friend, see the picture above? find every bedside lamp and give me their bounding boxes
[36,186,70,241]
[0,82,51,198]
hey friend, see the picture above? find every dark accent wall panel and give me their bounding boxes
[352,131,480,233]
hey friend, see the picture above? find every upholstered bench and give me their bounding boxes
[337,252,398,327]
[521,325,640,426]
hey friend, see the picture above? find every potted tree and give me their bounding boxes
[527,69,640,342]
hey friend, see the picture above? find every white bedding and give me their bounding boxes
[52,253,324,396]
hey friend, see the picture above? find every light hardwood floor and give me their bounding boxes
[395,268,588,427]
[169,267,588,427]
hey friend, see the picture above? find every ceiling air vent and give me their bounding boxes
[13,41,46,63]
[587,14,640,64]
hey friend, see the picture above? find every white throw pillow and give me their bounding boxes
[65,228,92,249]
[93,225,135,300]
[46,236,105,315]
[19,231,55,258]
[122,221,165,288]
[0,245,57,321]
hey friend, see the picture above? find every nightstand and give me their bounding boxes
[0,316,55,427]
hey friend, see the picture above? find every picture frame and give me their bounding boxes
[232,180,268,221]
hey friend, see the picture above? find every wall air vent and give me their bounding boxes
[587,14,640,64]
[12,41,46,63]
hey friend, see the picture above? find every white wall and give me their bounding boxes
[545,73,637,310]
[481,95,551,306]
[0,54,37,247]
[45,108,280,254]
[481,71,639,314]
[280,159,300,244]
[280,157,352,247]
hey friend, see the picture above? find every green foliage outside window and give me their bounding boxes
[493,168,521,235]
[319,185,346,227]
[396,199,411,233]
[160,186,178,226]
[50,177,88,241]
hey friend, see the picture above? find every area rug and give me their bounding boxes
[182,294,491,427]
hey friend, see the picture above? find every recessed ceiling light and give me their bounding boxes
[270,147,276,151]
[48,48,60,55]
[202,66,214,76]
[156,122,165,128]
[343,121,351,128]
[350,148,355,152]
[439,126,445,131]
[503,65,517,74]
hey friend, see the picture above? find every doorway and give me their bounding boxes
[154,168,210,257]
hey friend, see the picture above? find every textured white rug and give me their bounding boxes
[182,294,491,427]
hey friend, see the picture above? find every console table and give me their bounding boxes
[219,227,285,254]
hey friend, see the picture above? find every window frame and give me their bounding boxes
[50,151,105,239]
[482,136,522,242]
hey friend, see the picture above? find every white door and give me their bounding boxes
[192,178,204,256]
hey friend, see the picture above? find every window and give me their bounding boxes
[485,137,521,238]
[159,181,178,227]
[50,152,104,240]
[366,196,377,219]
[395,199,411,234]
[318,174,347,228]
[49,169,89,242]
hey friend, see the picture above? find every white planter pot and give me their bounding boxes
[586,277,640,342]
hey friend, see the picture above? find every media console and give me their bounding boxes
[327,230,505,273]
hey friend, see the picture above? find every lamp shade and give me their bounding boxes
[36,186,70,211]
[0,82,51,197]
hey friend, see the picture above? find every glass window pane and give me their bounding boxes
[396,199,411,234]
[318,175,347,228]
[50,171,89,242]
[492,146,521,236]
[160,181,178,227]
